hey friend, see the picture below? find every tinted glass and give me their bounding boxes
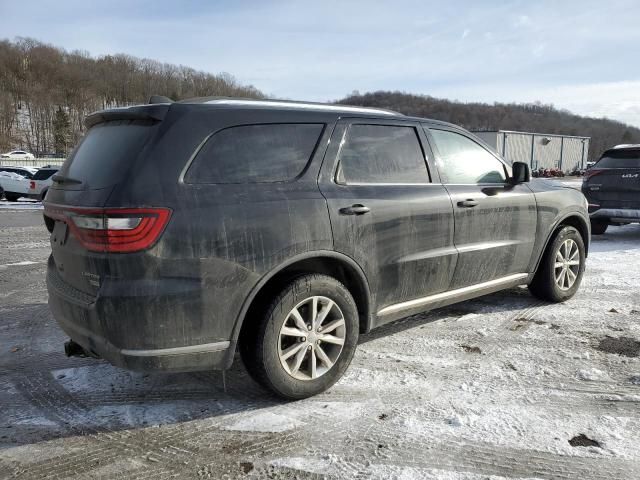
[336,124,428,184]
[430,129,506,184]
[596,153,640,168]
[33,169,58,180]
[186,124,323,184]
[59,120,157,189]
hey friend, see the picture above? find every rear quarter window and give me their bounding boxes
[184,123,324,184]
[33,169,58,180]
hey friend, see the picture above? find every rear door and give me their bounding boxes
[319,118,457,320]
[583,151,640,209]
[425,126,537,289]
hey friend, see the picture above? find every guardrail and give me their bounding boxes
[0,158,66,168]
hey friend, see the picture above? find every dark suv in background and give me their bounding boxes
[582,144,640,234]
[45,98,589,399]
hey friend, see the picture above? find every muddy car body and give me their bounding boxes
[45,98,590,398]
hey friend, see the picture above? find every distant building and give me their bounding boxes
[473,130,590,172]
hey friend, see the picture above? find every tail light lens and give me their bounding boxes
[44,205,171,253]
[30,181,35,189]
[583,169,603,180]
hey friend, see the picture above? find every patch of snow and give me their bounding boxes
[577,368,609,381]
[270,455,340,475]
[0,260,40,270]
[224,411,304,433]
[367,465,544,480]
[0,200,42,210]
[15,416,58,427]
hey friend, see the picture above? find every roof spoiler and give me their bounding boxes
[84,104,170,129]
[148,95,174,104]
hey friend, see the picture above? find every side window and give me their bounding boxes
[336,124,429,184]
[429,129,507,184]
[185,123,324,184]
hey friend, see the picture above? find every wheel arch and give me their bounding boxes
[534,213,590,272]
[226,251,373,368]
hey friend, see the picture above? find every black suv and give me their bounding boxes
[45,98,589,399]
[582,145,640,234]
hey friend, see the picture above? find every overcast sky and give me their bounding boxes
[3,0,640,127]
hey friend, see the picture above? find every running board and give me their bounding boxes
[377,273,529,319]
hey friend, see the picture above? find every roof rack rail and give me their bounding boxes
[612,144,640,149]
[203,98,402,116]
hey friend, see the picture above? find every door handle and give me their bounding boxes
[457,199,479,208]
[339,204,371,215]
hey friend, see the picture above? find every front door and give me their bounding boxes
[426,126,537,289]
[319,119,457,319]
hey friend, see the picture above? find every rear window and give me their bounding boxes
[58,120,157,189]
[596,153,640,169]
[33,169,58,180]
[185,123,324,184]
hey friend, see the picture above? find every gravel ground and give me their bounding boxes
[1,207,639,479]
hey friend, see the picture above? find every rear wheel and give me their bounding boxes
[590,220,608,235]
[241,274,359,399]
[529,226,586,302]
[5,193,20,202]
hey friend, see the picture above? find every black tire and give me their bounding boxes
[590,220,608,235]
[240,274,359,399]
[5,193,20,202]
[0,186,4,200]
[40,188,48,202]
[529,226,586,302]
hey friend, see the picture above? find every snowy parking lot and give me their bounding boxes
[1,209,639,479]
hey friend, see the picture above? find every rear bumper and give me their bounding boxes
[589,208,640,223]
[47,258,233,373]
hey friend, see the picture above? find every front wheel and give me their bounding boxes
[241,274,359,399]
[529,226,586,302]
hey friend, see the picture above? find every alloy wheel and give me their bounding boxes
[554,238,580,290]
[278,296,346,381]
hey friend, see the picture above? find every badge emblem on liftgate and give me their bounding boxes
[621,173,639,178]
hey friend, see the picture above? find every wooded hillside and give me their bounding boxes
[2,37,638,162]
[338,91,640,161]
[0,38,263,155]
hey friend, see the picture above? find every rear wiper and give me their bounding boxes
[52,174,83,185]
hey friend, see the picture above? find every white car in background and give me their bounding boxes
[1,150,35,160]
[26,166,59,201]
[0,166,38,201]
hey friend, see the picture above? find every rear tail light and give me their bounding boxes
[43,205,171,253]
[30,181,35,189]
[583,169,604,180]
